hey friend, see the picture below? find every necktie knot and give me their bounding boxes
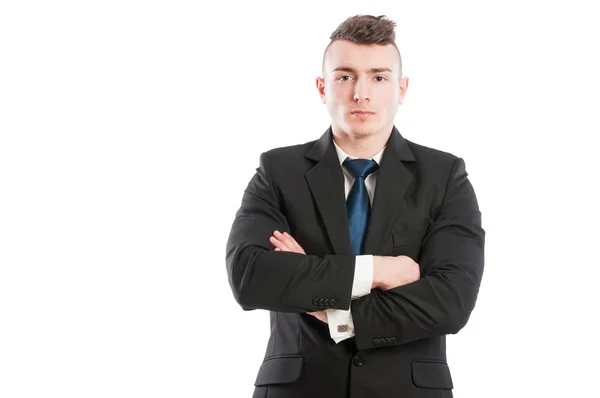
[343,158,379,179]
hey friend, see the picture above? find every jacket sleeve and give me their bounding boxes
[225,151,356,313]
[351,157,485,350]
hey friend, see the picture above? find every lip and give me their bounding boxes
[351,110,375,118]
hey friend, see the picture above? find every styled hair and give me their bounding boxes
[322,15,402,76]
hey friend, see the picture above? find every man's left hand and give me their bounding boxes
[269,230,306,254]
[269,230,327,324]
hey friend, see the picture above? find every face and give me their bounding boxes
[316,40,409,139]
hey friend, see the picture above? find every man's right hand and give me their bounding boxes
[372,255,421,290]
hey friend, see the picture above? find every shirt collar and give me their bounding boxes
[332,138,386,166]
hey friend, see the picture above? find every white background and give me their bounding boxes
[1,1,599,397]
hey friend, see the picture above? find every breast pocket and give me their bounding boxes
[390,219,430,260]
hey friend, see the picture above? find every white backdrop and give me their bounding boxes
[1,1,599,397]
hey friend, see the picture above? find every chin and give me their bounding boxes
[346,122,378,136]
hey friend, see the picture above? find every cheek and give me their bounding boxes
[326,88,350,114]
[330,83,351,98]
[384,88,401,104]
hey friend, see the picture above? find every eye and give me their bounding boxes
[337,75,352,81]
[375,76,387,82]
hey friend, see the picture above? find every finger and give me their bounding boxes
[283,232,301,250]
[275,230,292,246]
[272,231,295,251]
[282,232,306,254]
[273,231,306,255]
[269,236,291,251]
[317,312,328,324]
[312,312,327,324]
[268,236,280,247]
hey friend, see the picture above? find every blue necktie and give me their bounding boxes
[343,158,379,255]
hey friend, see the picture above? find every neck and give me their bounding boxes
[331,124,393,158]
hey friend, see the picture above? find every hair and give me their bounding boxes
[322,14,402,76]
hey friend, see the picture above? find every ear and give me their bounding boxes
[399,76,409,105]
[316,77,326,103]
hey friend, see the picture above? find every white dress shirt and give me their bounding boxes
[326,139,386,343]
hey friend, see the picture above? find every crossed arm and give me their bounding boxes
[226,152,485,350]
[269,231,330,323]
[269,230,420,324]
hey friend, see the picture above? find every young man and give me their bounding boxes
[225,14,485,398]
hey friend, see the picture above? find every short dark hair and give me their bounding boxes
[322,15,402,76]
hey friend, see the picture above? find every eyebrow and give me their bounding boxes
[332,67,393,73]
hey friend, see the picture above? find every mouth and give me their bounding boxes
[351,111,375,118]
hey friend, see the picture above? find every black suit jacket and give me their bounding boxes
[225,126,485,398]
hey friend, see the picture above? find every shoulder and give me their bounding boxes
[405,139,459,165]
[402,138,469,185]
[266,140,315,157]
[259,139,317,165]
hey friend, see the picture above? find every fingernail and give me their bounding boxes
[274,230,281,236]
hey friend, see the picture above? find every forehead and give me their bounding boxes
[324,40,400,73]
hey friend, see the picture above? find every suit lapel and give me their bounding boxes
[363,129,415,254]
[305,127,353,254]
[304,126,416,255]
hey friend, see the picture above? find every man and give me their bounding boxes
[225,14,485,398]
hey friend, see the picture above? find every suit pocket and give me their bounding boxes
[411,360,453,389]
[392,215,431,248]
[254,354,303,386]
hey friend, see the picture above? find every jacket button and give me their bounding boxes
[312,298,319,306]
[329,298,336,306]
[373,338,380,346]
[318,298,325,307]
[353,356,364,367]
[390,337,396,344]
[324,298,330,306]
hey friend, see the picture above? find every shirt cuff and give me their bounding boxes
[351,255,373,299]
[326,308,355,343]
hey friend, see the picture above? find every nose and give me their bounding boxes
[353,80,370,103]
